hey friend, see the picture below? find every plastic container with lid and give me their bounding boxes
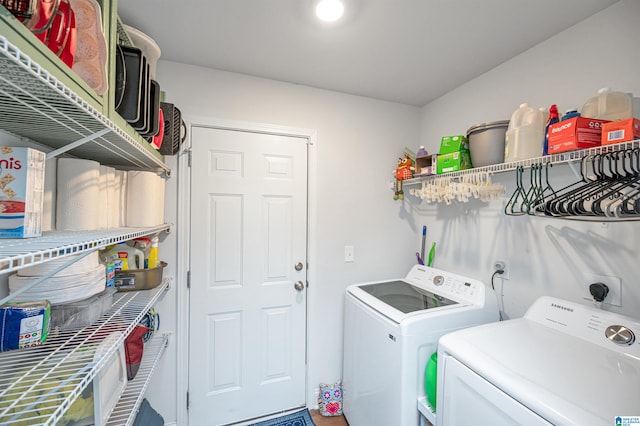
[561,108,580,121]
[50,287,116,331]
[466,120,509,167]
[580,88,632,121]
[123,24,161,79]
[504,103,545,162]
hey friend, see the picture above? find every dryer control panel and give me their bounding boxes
[525,296,640,354]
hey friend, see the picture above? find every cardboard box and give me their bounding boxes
[547,117,610,154]
[601,118,640,146]
[414,154,435,176]
[0,147,45,238]
[439,135,469,154]
[436,150,472,174]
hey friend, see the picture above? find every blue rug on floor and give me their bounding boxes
[250,409,316,426]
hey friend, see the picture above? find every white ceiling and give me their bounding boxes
[118,0,619,107]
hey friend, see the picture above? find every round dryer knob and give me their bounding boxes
[605,325,635,346]
[433,275,444,286]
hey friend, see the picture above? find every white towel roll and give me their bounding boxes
[56,158,100,231]
[126,171,164,227]
[104,167,117,229]
[98,165,109,229]
[116,170,127,227]
[42,157,57,232]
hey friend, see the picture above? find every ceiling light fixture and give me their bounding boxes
[315,0,344,22]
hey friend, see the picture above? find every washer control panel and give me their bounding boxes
[406,265,486,305]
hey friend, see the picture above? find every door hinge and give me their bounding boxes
[187,270,191,289]
[187,148,192,167]
[186,391,190,410]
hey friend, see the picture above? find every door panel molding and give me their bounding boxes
[177,117,317,426]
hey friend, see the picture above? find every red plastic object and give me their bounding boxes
[151,108,165,150]
[45,0,75,67]
[26,0,59,41]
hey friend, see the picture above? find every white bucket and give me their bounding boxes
[123,24,161,79]
[504,103,545,162]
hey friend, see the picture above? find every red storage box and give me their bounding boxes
[547,117,610,154]
[601,118,640,146]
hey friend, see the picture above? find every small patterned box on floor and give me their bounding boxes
[318,381,343,417]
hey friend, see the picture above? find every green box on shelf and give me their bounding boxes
[436,150,472,174]
[439,135,469,154]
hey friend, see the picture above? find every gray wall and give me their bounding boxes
[147,0,640,421]
[150,62,421,418]
[416,0,640,319]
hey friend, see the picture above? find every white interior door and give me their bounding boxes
[188,126,308,426]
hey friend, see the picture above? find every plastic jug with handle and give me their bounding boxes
[106,242,145,271]
[504,103,545,162]
[580,88,632,121]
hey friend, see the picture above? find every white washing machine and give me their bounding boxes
[437,296,640,426]
[342,264,499,426]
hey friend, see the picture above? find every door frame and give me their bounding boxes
[175,115,318,425]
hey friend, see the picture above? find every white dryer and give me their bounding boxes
[437,296,640,426]
[342,264,499,426]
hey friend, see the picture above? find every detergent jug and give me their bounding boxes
[105,242,144,271]
[504,103,545,162]
[580,88,632,121]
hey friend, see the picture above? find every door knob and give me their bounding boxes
[295,262,304,271]
[294,281,305,291]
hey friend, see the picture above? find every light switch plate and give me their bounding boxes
[344,246,354,262]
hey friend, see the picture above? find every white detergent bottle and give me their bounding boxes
[504,103,545,162]
[106,242,145,271]
[580,88,632,121]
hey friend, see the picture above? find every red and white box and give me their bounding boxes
[601,118,640,146]
[547,117,610,154]
[0,147,45,238]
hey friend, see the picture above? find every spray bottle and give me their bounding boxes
[543,104,559,156]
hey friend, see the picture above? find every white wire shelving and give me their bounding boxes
[0,224,170,276]
[107,333,170,426]
[404,139,640,186]
[0,33,170,174]
[0,10,173,425]
[0,279,169,425]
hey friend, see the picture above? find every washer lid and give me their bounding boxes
[439,299,640,425]
[346,264,496,324]
[358,280,458,314]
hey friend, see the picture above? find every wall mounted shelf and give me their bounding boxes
[0,5,170,174]
[404,139,640,186]
[0,224,170,277]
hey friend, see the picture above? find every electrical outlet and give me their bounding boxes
[493,259,510,280]
[582,273,621,307]
[344,245,354,262]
